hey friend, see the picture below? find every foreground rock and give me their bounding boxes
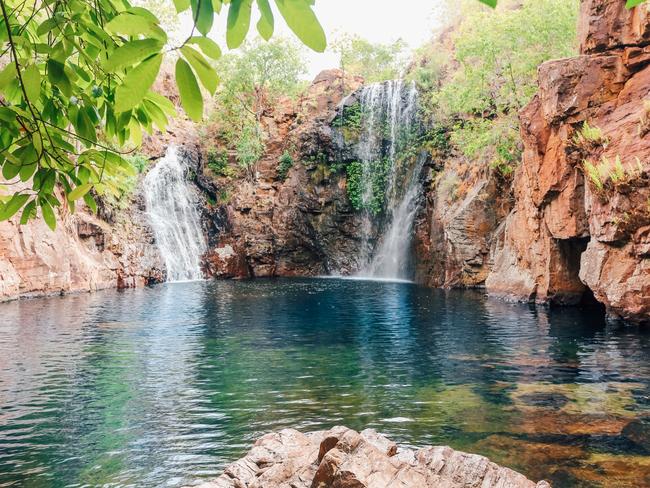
[188,427,549,488]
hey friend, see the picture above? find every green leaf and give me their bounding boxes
[226,0,253,49]
[19,200,36,225]
[103,39,163,72]
[22,65,41,103]
[83,192,98,213]
[40,199,56,230]
[175,58,203,121]
[37,17,62,37]
[105,12,166,41]
[626,0,645,7]
[274,0,326,52]
[181,46,218,94]
[67,183,93,202]
[46,59,72,96]
[174,0,191,13]
[256,0,274,40]
[188,36,221,59]
[2,162,20,180]
[0,63,16,95]
[75,106,97,146]
[41,170,56,194]
[20,162,37,182]
[146,92,177,116]
[478,0,497,6]
[0,193,29,221]
[115,54,163,113]
[191,0,215,36]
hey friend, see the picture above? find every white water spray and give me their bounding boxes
[143,146,207,282]
[353,80,422,281]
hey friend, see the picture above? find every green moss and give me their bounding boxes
[345,158,391,215]
[346,162,364,210]
[333,101,363,143]
[277,151,294,180]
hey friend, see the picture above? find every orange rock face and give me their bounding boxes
[486,0,650,323]
[0,202,162,301]
[203,69,367,278]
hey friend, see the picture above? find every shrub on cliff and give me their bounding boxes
[277,151,295,180]
[207,38,307,179]
[413,0,579,175]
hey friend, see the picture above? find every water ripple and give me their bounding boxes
[0,278,648,488]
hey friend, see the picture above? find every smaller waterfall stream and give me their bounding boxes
[352,80,422,281]
[143,146,207,282]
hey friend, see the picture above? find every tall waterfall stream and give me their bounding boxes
[353,80,422,281]
[143,146,207,282]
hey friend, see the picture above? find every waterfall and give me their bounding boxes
[143,146,207,282]
[352,80,422,281]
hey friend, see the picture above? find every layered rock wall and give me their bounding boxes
[0,197,162,301]
[203,70,367,278]
[485,0,650,323]
[414,156,512,289]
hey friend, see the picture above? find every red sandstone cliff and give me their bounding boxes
[0,199,162,301]
[485,0,650,323]
[202,69,367,278]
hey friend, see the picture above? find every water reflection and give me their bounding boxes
[0,278,648,487]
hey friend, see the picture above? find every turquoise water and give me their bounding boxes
[0,278,648,487]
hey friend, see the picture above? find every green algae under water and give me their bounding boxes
[0,278,648,487]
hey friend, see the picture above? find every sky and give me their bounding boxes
[298,0,445,79]
[170,0,445,80]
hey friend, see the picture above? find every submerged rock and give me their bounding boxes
[187,427,550,488]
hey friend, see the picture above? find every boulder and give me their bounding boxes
[186,427,550,488]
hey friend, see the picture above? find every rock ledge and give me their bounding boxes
[188,426,550,488]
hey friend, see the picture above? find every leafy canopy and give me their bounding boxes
[0,0,325,229]
[207,38,306,175]
[332,35,408,83]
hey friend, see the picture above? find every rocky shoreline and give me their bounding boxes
[187,427,549,488]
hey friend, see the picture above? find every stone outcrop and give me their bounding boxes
[486,0,650,323]
[203,69,367,278]
[187,427,549,488]
[414,157,512,289]
[0,196,162,301]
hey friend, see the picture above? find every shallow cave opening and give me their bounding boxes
[555,236,606,313]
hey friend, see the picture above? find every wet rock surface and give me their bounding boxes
[187,427,550,488]
[203,69,368,278]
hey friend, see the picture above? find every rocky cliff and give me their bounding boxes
[202,69,368,278]
[0,195,162,301]
[485,0,650,323]
[414,154,512,289]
